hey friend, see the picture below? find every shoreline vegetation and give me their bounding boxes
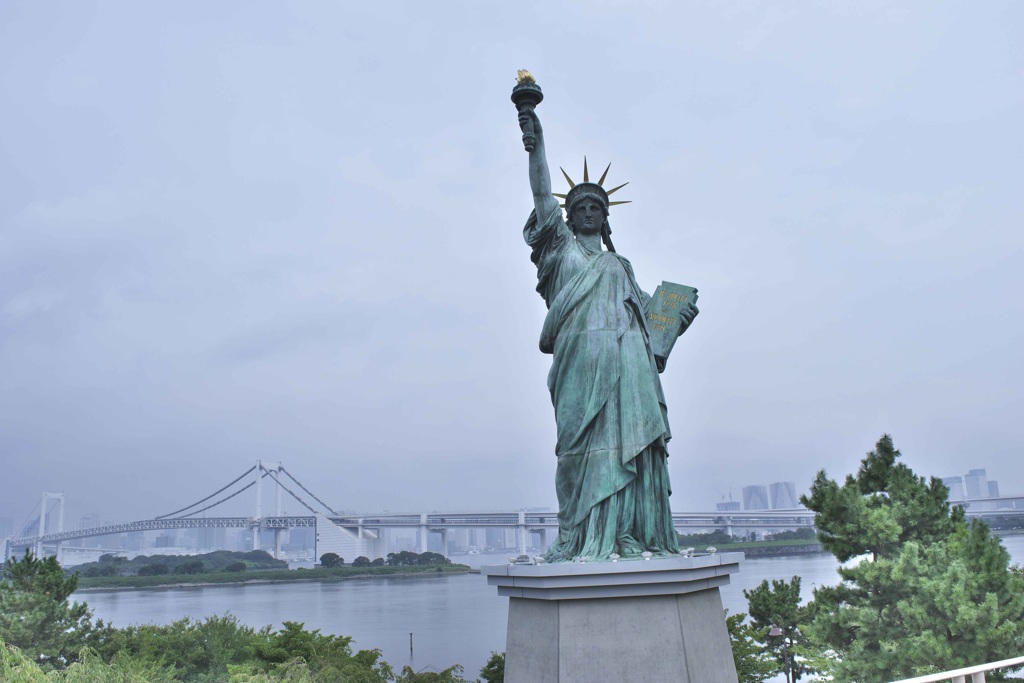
[63,549,470,592]
[697,540,824,557]
[76,563,472,591]
[676,528,825,558]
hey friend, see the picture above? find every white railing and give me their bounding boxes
[889,655,1024,683]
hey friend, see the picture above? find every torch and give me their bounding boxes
[511,70,544,152]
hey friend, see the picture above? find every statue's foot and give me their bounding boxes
[615,535,644,557]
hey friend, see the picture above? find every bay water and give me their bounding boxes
[76,535,1024,678]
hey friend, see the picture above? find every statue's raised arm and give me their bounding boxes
[512,72,559,219]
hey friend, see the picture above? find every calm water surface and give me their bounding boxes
[76,536,1024,677]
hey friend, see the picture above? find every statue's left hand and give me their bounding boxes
[679,303,699,329]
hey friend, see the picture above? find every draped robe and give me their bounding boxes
[525,204,680,561]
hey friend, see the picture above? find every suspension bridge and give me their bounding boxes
[6,461,1023,565]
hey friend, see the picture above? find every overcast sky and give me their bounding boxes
[2,1,1022,528]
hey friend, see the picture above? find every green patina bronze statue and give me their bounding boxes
[513,71,699,563]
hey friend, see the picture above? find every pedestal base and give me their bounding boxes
[483,553,742,683]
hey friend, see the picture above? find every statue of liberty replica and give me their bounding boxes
[485,72,740,683]
[513,72,699,563]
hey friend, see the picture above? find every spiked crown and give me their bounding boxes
[554,157,630,216]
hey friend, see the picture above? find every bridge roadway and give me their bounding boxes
[9,503,1023,556]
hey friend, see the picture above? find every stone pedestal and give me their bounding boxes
[483,553,743,683]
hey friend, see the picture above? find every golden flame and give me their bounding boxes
[515,70,536,85]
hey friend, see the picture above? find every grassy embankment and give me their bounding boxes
[687,539,823,557]
[677,528,824,556]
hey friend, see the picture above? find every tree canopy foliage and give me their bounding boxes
[726,611,776,683]
[744,577,812,683]
[74,550,286,579]
[319,552,342,568]
[0,551,104,669]
[800,434,1024,681]
[804,434,956,563]
[386,551,450,567]
[1,611,493,682]
[767,528,817,542]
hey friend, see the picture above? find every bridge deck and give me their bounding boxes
[10,504,1020,548]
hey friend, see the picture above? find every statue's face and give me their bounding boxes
[570,198,606,236]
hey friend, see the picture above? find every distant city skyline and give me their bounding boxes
[5,461,1022,538]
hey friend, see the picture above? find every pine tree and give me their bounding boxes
[726,611,777,683]
[744,577,811,682]
[0,550,96,668]
[478,651,505,683]
[802,435,1024,681]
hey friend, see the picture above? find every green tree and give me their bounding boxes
[725,612,776,683]
[81,564,117,578]
[417,552,449,566]
[802,434,1024,681]
[175,560,205,575]
[249,620,394,682]
[138,563,168,576]
[319,552,342,568]
[352,556,371,567]
[806,434,955,564]
[0,634,49,682]
[224,562,247,573]
[111,614,260,681]
[241,550,275,562]
[61,647,179,683]
[744,577,810,682]
[0,550,96,669]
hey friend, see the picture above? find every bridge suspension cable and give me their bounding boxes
[16,499,41,538]
[280,466,337,515]
[178,470,273,518]
[264,469,324,516]
[156,465,257,519]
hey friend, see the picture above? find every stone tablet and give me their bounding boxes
[647,281,698,370]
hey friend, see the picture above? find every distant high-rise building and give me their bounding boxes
[769,482,798,509]
[742,485,770,511]
[188,527,228,551]
[716,501,741,512]
[965,469,989,499]
[941,476,965,501]
[446,528,469,552]
[0,517,13,538]
[123,531,144,551]
[427,533,444,554]
[988,480,1000,498]
[485,528,505,550]
[155,531,177,548]
[79,514,102,530]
